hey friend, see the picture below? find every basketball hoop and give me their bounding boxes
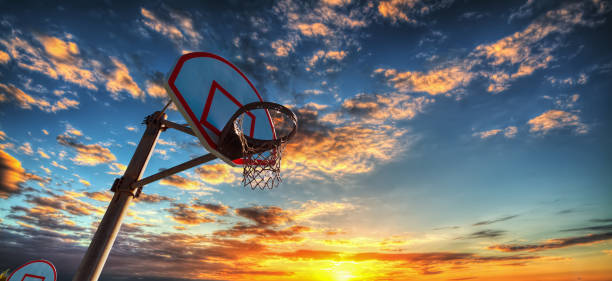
[218,102,297,189]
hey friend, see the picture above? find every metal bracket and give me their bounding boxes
[132,153,217,189]
[161,120,196,136]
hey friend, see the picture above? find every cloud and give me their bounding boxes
[192,201,230,215]
[84,191,113,202]
[460,230,507,239]
[296,22,330,37]
[194,164,240,185]
[270,39,295,57]
[57,135,117,166]
[158,174,203,190]
[0,149,46,198]
[489,232,612,252]
[214,223,310,243]
[474,1,607,92]
[473,126,518,139]
[378,0,454,24]
[140,7,202,47]
[79,178,91,186]
[37,148,51,159]
[562,224,612,232]
[107,162,127,175]
[307,50,347,69]
[235,206,291,226]
[272,0,367,56]
[284,117,412,179]
[473,215,518,226]
[8,206,86,232]
[341,92,433,123]
[290,200,356,222]
[105,58,144,100]
[527,110,588,134]
[167,203,214,225]
[374,66,474,95]
[0,50,10,63]
[18,142,33,155]
[373,1,608,95]
[0,83,79,113]
[137,193,174,203]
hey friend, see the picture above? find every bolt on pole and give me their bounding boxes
[72,112,165,281]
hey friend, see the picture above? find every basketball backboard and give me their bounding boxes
[165,52,275,166]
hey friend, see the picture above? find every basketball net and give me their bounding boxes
[234,115,286,189]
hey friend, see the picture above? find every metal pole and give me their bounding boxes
[72,112,165,281]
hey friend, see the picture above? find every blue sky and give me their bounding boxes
[1,0,611,280]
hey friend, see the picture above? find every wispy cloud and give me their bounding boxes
[377,0,454,24]
[167,203,215,225]
[473,215,518,226]
[57,135,117,166]
[527,110,588,135]
[0,83,79,113]
[489,232,612,252]
[140,7,202,48]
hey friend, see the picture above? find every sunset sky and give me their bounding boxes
[1,0,611,280]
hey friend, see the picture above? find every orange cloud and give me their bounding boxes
[284,121,411,179]
[296,23,330,37]
[1,149,31,198]
[342,92,433,123]
[375,66,474,95]
[527,110,587,134]
[291,200,355,222]
[0,83,79,113]
[378,0,417,24]
[473,126,518,139]
[0,50,9,64]
[194,164,240,185]
[57,135,117,166]
[158,174,203,190]
[85,191,113,202]
[307,50,347,68]
[192,201,230,215]
[105,58,144,100]
[489,232,612,252]
[145,80,167,98]
[271,39,295,57]
[35,35,97,89]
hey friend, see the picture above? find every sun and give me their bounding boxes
[333,270,356,281]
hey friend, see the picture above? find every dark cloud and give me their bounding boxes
[235,206,291,226]
[192,201,230,215]
[459,229,506,239]
[214,223,309,243]
[591,218,612,223]
[137,193,174,203]
[8,206,86,232]
[473,215,518,226]
[0,149,45,198]
[167,203,214,225]
[275,249,539,275]
[562,224,612,232]
[488,231,612,252]
[24,192,101,216]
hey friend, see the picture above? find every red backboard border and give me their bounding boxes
[7,260,56,281]
[167,52,273,165]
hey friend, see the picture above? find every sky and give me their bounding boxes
[0,0,611,280]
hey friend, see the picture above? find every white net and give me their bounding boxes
[234,114,286,189]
